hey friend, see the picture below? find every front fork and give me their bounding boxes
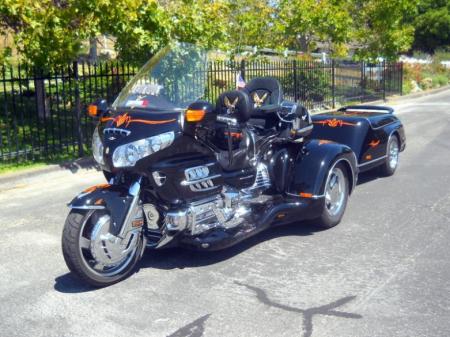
[69,176,145,252]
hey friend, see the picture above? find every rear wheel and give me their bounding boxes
[314,163,349,229]
[62,209,144,287]
[380,136,399,176]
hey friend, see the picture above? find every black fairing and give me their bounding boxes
[148,153,223,205]
[69,185,132,236]
[98,108,182,173]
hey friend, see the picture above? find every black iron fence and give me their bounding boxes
[0,59,402,162]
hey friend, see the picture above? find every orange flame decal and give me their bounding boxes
[82,183,111,194]
[368,139,380,148]
[114,113,131,127]
[100,114,176,127]
[313,118,356,128]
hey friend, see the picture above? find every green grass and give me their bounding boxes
[0,144,92,175]
[0,161,47,174]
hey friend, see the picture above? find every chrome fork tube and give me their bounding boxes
[118,176,142,239]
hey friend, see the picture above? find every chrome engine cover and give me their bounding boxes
[165,163,271,236]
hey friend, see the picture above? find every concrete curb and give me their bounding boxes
[0,157,99,186]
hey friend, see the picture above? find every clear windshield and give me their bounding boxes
[113,43,208,111]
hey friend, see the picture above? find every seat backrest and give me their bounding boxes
[216,90,253,123]
[244,77,283,111]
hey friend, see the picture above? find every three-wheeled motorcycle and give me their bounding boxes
[62,43,405,286]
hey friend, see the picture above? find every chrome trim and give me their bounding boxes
[371,120,397,130]
[217,115,238,126]
[103,128,131,136]
[357,155,387,167]
[69,205,106,210]
[322,157,355,196]
[181,174,221,186]
[118,177,142,238]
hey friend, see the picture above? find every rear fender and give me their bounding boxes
[287,140,358,198]
[68,183,134,236]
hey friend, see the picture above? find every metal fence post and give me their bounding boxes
[331,59,336,109]
[73,61,84,157]
[382,61,386,101]
[293,60,298,101]
[240,59,246,81]
[360,61,365,102]
[400,62,403,96]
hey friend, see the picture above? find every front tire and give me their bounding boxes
[62,209,144,287]
[314,163,349,229]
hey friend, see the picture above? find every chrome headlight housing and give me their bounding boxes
[112,131,175,168]
[92,127,105,165]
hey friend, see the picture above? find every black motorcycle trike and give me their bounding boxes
[62,44,405,286]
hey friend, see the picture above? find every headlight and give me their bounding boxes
[92,127,105,165]
[112,131,175,168]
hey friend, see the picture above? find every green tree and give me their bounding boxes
[0,0,98,68]
[412,0,450,53]
[351,0,418,60]
[225,0,277,52]
[277,0,353,55]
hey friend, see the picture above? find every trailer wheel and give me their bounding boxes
[380,136,399,176]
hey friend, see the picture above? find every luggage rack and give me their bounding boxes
[338,105,394,114]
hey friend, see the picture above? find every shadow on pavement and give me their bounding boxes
[166,314,211,337]
[54,221,318,293]
[235,282,362,337]
[356,169,383,186]
[58,157,100,174]
[54,273,97,293]
[139,221,318,271]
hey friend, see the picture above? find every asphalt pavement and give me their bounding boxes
[1,89,450,337]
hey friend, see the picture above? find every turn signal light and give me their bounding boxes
[88,104,98,117]
[299,192,313,198]
[186,109,206,122]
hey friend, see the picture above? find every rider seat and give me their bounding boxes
[213,90,255,172]
[244,77,283,129]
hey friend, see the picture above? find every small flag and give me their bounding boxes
[236,72,246,90]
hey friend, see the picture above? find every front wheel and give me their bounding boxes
[314,163,349,229]
[62,209,145,287]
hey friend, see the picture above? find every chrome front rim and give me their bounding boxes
[78,211,139,277]
[389,138,399,170]
[325,167,346,217]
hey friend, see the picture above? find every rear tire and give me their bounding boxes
[380,136,399,176]
[62,209,144,287]
[314,163,349,229]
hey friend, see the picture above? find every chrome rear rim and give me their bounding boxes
[325,167,346,217]
[389,138,399,170]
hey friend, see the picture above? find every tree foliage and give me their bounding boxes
[351,0,419,60]
[277,0,353,56]
[0,0,439,66]
[0,0,97,68]
[412,0,450,53]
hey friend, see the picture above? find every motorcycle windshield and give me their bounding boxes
[112,43,208,111]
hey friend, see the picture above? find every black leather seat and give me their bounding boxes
[213,90,254,171]
[244,77,283,129]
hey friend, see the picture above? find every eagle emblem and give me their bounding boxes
[224,96,239,114]
[252,92,268,107]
